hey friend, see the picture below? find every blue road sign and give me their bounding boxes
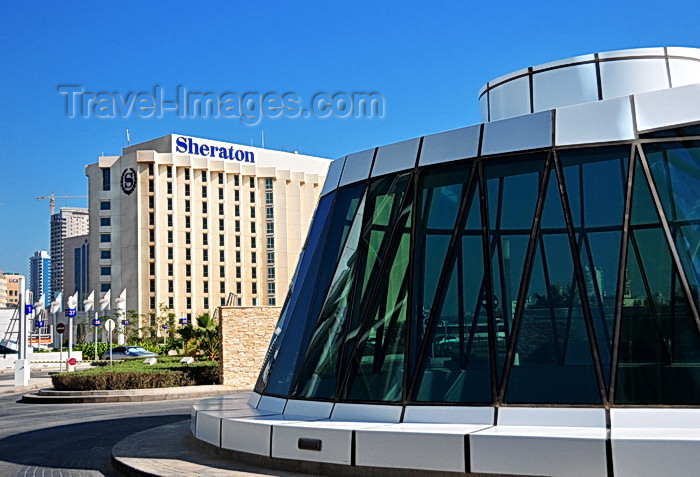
[180,317,188,325]
[122,319,129,326]
[36,320,45,328]
[66,308,77,317]
[25,304,33,314]
[92,318,101,326]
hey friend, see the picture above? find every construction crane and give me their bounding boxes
[36,192,88,215]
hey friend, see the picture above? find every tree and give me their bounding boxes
[176,312,220,361]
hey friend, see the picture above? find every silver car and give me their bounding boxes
[101,346,157,360]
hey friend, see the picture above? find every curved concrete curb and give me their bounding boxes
[21,385,241,403]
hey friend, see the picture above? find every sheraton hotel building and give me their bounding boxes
[192,48,700,477]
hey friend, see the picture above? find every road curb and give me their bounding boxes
[21,385,240,403]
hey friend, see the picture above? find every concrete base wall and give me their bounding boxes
[219,306,280,389]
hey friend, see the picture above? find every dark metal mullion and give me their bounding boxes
[457,243,466,368]
[497,154,553,403]
[407,163,479,401]
[628,230,673,364]
[583,232,613,351]
[637,147,700,334]
[562,234,584,367]
[538,235,564,363]
[494,177,510,340]
[553,152,608,405]
[465,235,499,365]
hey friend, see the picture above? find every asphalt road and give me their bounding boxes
[0,388,198,476]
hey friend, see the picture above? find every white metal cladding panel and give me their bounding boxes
[531,53,596,71]
[634,83,700,132]
[403,406,494,424]
[257,395,287,413]
[598,47,666,59]
[669,58,700,88]
[320,157,345,197]
[371,138,420,177]
[330,403,402,422]
[247,391,262,408]
[611,408,700,429]
[338,149,374,187]
[195,411,224,446]
[419,125,480,167]
[555,95,635,146]
[497,407,606,427]
[600,58,669,99]
[481,110,552,156]
[283,399,334,419]
[479,94,489,122]
[533,62,599,112]
[612,436,700,477]
[488,75,531,122]
[221,417,274,455]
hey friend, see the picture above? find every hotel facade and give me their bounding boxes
[85,134,331,318]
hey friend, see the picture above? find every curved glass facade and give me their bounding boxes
[255,125,700,407]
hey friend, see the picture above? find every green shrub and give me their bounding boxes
[52,369,193,390]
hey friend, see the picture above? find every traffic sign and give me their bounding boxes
[104,319,115,332]
[68,357,77,366]
[122,319,129,326]
[36,320,45,328]
[25,304,33,314]
[56,323,66,334]
[66,308,77,317]
[92,318,101,326]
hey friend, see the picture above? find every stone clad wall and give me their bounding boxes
[219,306,280,389]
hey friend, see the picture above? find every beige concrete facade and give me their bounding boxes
[1,272,24,307]
[85,134,331,319]
[219,305,280,388]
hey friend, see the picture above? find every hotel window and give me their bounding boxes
[234,175,239,186]
[236,282,241,294]
[201,170,207,181]
[149,230,155,242]
[168,247,173,260]
[219,234,224,246]
[185,200,190,212]
[100,233,110,243]
[167,182,172,194]
[267,267,275,279]
[100,201,111,210]
[148,163,154,175]
[251,237,256,248]
[203,297,209,309]
[185,232,190,244]
[167,198,172,210]
[203,265,208,277]
[218,203,224,215]
[265,178,273,190]
[186,297,191,309]
[234,190,239,202]
[202,185,207,198]
[236,266,241,278]
[166,166,172,178]
[267,252,274,264]
[219,188,224,200]
[251,268,257,279]
[150,280,155,293]
[203,249,208,261]
[250,222,256,233]
[184,168,190,180]
[149,213,154,226]
[202,217,208,229]
[219,218,224,231]
[266,207,273,219]
[168,280,173,293]
[202,202,207,214]
[100,250,111,259]
[265,192,273,204]
[249,177,255,188]
[168,297,173,309]
[250,206,256,218]
[266,222,274,234]
[185,248,191,260]
[235,205,240,217]
[267,282,275,295]
[202,233,208,245]
[219,250,224,261]
[250,191,255,203]
[101,283,111,292]
[149,196,154,209]
[185,216,190,229]
[102,168,111,191]
[186,264,191,277]
[236,251,241,263]
[186,281,191,293]
[167,231,173,243]
[100,217,110,226]
[218,172,223,184]
[268,297,276,306]
[149,246,155,259]
[220,281,225,293]
[185,184,190,196]
[203,281,209,293]
[267,237,274,249]
[101,266,111,275]
[150,297,156,309]
[148,179,154,193]
[251,252,257,263]
[235,220,240,232]
[149,263,155,275]
[167,215,173,227]
[168,263,173,276]
[252,282,257,295]
[219,266,225,277]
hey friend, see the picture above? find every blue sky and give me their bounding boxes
[1,0,698,277]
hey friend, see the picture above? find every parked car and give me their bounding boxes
[101,346,157,360]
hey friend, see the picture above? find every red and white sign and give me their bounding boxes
[56,323,66,334]
[68,358,77,366]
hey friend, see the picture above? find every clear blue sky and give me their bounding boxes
[1,0,698,277]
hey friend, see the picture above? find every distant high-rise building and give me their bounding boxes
[50,207,89,300]
[1,272,23,307]
[63,235,89,310]
[29,251,51,307]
